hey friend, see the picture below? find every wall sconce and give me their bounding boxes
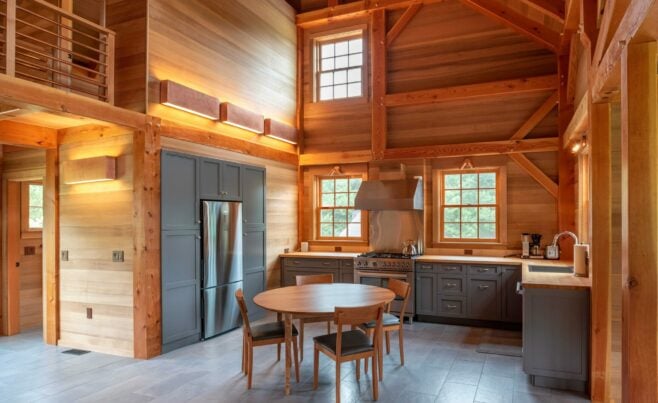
[220,102,264,133]
[62,156,117,185]
[264,118,298,144]
[160,80,220,120]
[571,137,588,154]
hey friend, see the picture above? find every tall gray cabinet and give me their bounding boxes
[161,150,266,353]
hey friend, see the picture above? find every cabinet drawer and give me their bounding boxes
[415,262,435,271]
[438,277,465,296]
[438,297,466,317]
[340,259,355,269]
[467,265,500,277]
[436,264,465,275]
[283,258,340,269]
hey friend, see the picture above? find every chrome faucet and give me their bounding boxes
[546,231,579,259]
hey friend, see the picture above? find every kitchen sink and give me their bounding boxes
[528,264,574,274]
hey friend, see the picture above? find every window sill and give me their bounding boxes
[312,95,369,106]
[432,242,508,250]
[309,239,369,247]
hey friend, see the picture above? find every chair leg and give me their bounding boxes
[365,356,369,374]
[356,358,361,381]
[299,320,305,362]
[241,337,245,374]
[372,353,379,400]
[292,336,300,383]
[385,331,391,355]
[313,345,320,390]
[378,333,384,381]
[277,343,281,361]
[247,342,253,389]
[336,361,341,403]
[398,326,405,366]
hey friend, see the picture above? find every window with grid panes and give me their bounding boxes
[317,176,364,239]
[439,170,499,242]
[316,34,364,101]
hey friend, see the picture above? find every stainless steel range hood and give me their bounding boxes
[354,178,423,211]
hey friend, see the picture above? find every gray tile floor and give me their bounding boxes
[0,319,590,403]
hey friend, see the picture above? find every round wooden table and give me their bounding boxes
[254,284,396,395]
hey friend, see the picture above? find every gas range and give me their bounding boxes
[354,252,415,272]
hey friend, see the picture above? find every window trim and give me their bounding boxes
[311,25,368,104]
[21,181,43,239]
[433,167,507,247]
[314,174,368,242]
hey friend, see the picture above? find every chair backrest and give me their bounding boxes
[234,289,252,337]
[387,279,411,320]
[334,304,384,357]
[295,273,334,286]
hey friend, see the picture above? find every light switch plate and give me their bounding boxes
[61,250,69,261]
[112,250,124,262]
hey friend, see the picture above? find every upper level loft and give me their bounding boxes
[0,0,113,103]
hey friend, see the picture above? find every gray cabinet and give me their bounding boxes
[467,278,500,320]
[414,261,521,324]
[502,266,523,322]
[161,150,267,350]
[415,270,436,315]
[221,162,242,201]
[199,158,242,201]
[162,152,199,230]
[161,230,201,352]
[281,257,353,286]
[523,287,590,391]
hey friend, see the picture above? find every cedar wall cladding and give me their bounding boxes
[58,130,135,357]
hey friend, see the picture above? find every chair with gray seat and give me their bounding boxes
[235,289,300,389]
[358,278,410,379]
[295,273,334,361]
[313,303,384,403]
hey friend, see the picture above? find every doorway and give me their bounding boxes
[1,147,46,336]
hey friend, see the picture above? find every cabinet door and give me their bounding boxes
[243,229,266,318]
[242,166,265,225]
[502,267,522,322]
[467,278,501,320]
[161,152,199,230]
[415,272,436,315]
[220,162,242,201]
[161,230,201,352]
[340,259,354,283]
[523,288,590,381]
[199,158,222,200]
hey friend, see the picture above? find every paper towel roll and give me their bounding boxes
[574,244,589,277]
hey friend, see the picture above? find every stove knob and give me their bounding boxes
[372,261,377,267]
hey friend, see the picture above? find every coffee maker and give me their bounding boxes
[530,233,543,258]
[521,233,531,259]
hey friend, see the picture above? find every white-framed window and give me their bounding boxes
[314,30,365,102]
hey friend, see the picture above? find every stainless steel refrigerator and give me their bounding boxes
[201,200,243,339]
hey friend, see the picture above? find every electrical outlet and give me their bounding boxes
[464,249,473,256]
[61,250,69,261]
[112,250,124,262]
[86,308,93,319]
[24,246,36,256]
[335,246,342,252]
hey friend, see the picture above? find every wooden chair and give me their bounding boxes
[295,273,334,361]
[313,304,384,403]
[235,289,300,389]
[359,278,411,380]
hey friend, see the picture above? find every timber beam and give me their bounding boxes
[460,0,560,53]
[510,91,558,140]
[386,2,423,46]
[297,0,440,27]
[385,75,557,107]
[0,121,57,148]
[508,153,558,198]
[519,0,564,24]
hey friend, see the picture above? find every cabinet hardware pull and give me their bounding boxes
[478,285,489,290]
[446,304,457,309]
[446,283,457,288]
[197,220,201,224]
[478,268,490,272]
[196,235,201,240]
[446,267,457,271]
[293,261,300,264]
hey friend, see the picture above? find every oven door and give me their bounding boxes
[354,270,414,319]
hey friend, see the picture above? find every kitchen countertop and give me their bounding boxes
[279,251,360,259]
[279,252,591,289]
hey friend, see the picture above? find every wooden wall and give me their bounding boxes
[19,217,43,331]
[106,0,149,112]
[301,0,557,153]
[58,130,135,357]
[147,0,298,154]
[161,137,298,289]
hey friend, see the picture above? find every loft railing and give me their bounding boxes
[0,0,114,103]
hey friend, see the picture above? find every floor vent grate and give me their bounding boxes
[62,349,90,356]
